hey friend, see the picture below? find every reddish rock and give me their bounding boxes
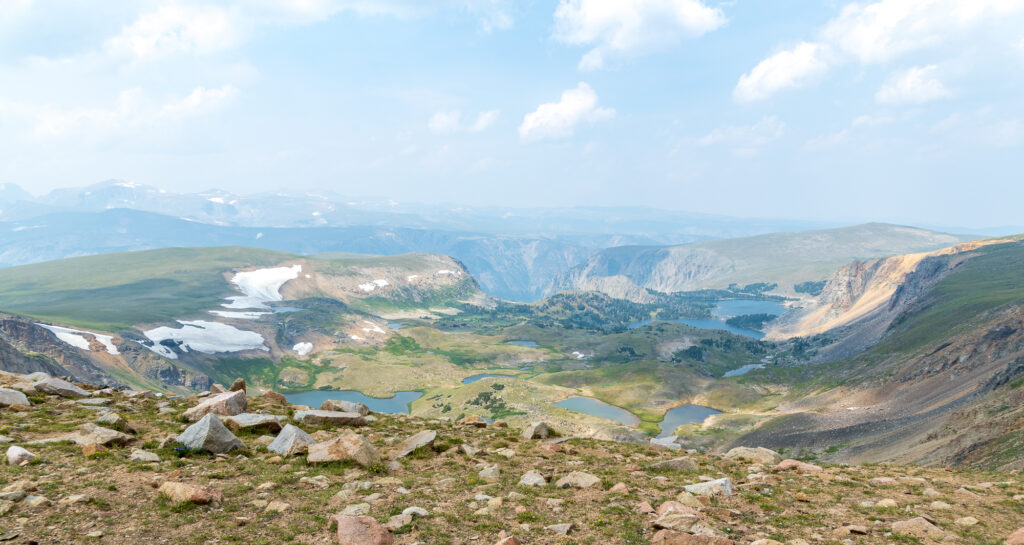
[329,514,392,545]
[308,433,381,467]
[158,482,223,504]
[651,530,734,545]
[182,390,247,422]
[774,459,823,473]
[262,391,287,403]
[1005,527,1024,545]
[656,501,700,517]
[81,443,107,457]
[634,501,655,514]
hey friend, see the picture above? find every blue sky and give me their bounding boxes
[1,0,1023,227]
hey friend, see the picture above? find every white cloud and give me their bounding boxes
[553,0,726,70]
[734,42,827,103]
[518,82,614,141]
[428,110,500,134]
[0,85,239,139]
[875,65,951,105]
[736,0,1024,101]
[697,116,785,151]
[106,3,241,61]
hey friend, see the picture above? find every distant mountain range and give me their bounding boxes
[549,223,978,300]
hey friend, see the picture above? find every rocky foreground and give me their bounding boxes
[1,371,1022,545]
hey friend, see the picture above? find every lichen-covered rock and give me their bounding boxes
[307,433,380,467]
[321,399,370,415]
[158,482,223,504]
[267,424,316,457]
[32,377,89,398]
[723,447,782,465]
[182,390,247,422]
[177,413,246,454]
[393,430,436,458]
[219,413,282,433]
[683,478,734,497]
[328,514,392,545]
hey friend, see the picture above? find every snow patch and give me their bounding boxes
[37,324,119,355]
[293,342,313,356]
[357,279,389,292]
[437,269,462,276]
[143,320,267,355]
[208,197,225,204]
[360,321,386,334]
[406,275,420,281]
[223,265,302,309]
[350,335,363,341]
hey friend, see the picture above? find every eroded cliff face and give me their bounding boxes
[765,240,1011,362]
[0,315,211,392]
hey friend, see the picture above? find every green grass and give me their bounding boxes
[0,247,292,330]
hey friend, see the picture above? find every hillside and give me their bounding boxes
[549,223,976,301]
[0,370,1021,545]
[709,239,1024,470]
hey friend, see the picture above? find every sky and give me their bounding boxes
[1,0,1023,227]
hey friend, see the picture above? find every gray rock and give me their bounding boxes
[267,425,316,456]
[394,430,436,458]
[6,446,35,465]
[95,412,133,433]
[554,471,601,489]
[294,410,369,427]
[723,446,782,465]
[70,424,133,447]
[321,399,370,415]
[683,478,734,497]
[182,390,247,422]
[177,413,246,454]
[545,523,573,535]
[479,465,500,483]
[128,449,161,463]
[519,470,548,487]
[219,413,282,433]
[307,433,380,466]
[651,456,699,472]
[32,377,89,398]
[0,388,29,407]
[521,421,550,440]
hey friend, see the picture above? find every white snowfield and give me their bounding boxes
[142,320,268,358]
[293,342,313,356]
[437,269,462,276]
[223,265,302,309]
[361,321,386,334]
[358,279,390,292]
[37,324,119,355]
[407,275,420,281]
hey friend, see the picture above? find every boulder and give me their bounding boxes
[158,482,223,504]
[459,415,488,428]
[308,433,380,467]
[723,446,782,465]
[219,413,282,433]
[545,523,573,535]
[182,390,247,422]
[479,465,500,483]
[229,378,246,392]
[652,456,699,472]
[129,449,161,463]
[519,470,548,487]
[0,388,29,408]
[68,424,133,447]
[393,430,436,458]
[95,412,134,433]
[891,517,946,540]
[1006,527,1024,545]
[6,446,35,465]
[328,514,392,545]
[32,377,89,398]
[554,471,601,489]
[177,413,246,454]
[521,421,551,440]
[683,478,734,497]
[774,459,822,473]
[294,410,369,427]
[321,399,370,415]
[267,424,317,456]
[262,391,288,403]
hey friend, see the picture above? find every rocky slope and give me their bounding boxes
[550,223,975,301]
[724,240,1024,470]
[0,370,1021,545]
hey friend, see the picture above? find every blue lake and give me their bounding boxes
[462,373,515,384]
[657,404,722,438]
[627,299,787,340]
[722,363,765,378]
[554,397,640,426]
[387,323,407,330]
[506,340,538,347]
[285,390,423,414]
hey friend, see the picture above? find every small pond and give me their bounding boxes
[657,404,722,438]
[506,340,538,347]
[462,373,516,384]
[285,390,423,414]
[627,299,788,340]
[553,397,640,426]
[387,323,407,330]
